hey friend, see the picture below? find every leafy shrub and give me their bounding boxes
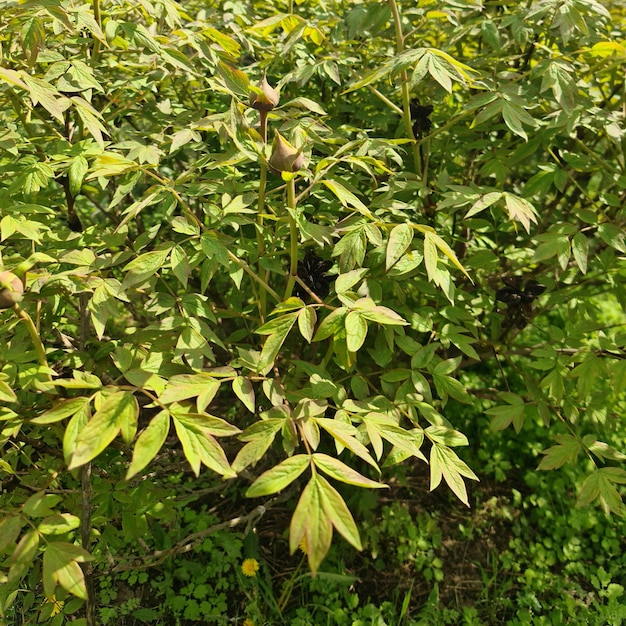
[1,0,625,623]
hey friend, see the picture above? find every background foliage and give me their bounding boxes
[1,0,625,623]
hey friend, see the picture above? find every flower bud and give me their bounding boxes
[249,76,279,112]
[268,131,304,174]
[0,271,24,309]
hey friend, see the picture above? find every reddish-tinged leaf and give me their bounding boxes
[312,454,387,488]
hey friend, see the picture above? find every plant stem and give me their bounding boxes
[387,0,421,176]
[77,292,95,626]
[13,303,52,376]
[256,154,269,324]
[91,0,102,64]
[227,250,281,303]
[284,178,298,300]
[81,462,95,626]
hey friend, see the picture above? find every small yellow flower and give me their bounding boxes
[46,596,64,617]
[241,558,260,577]
[299,537,307,554]
[243,619,255,626]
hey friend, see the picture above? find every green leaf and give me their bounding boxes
[317,474,362,550]
[312,453,387,488]
[0,516,23,554]
[313,308,347,341]
[0,380,17,403]
[172,413,237,478]
[172,409,240,437]
[415,225,471,280]
[8,531,40,584]
[23,76,64,123]
[69,391,138,469]
[285,96,328,115]
[298,307,317,343]
[430,442,478,507]
[201,232,231,266]
[322,179,372,218]
[427,54,453,92]
[353,299,408,326]
[126,410,170,480]
[571,232,589,274]
[504,193,539,234]
[31,397,90,425]
[288,474,313,554]
[122,248,171,288]
[73,97,108,147]
[364,413,427,462]
[68,156,89,197]
[315,417,380,470]
[289,476,333,574]
[233,376,255,412]
[576,468,626,516]
[426,426,469,447]
[423,231,438,281]
[23,492,63,518]
[232,420,284,473]
[246,454,310,497]
[256,311,299,335]
[63,406,89,466]
[465,191,502,219]
[345,311,368,352]
[502,101,529,140]
[597,224,626,253]
[0,66,28,90]
[38,514,81,535]
[386,223,414,270]
[537,434,581,470]
[171,245,191,287]
[217,60,251,97]
[335,269,368,295]
[160,374,220,406]
[42,542,92,600]
[485,394,526,433]
[87,152,138,180]
[258,313,299,374]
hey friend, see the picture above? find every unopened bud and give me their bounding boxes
[0,271,24,309]
[249,76,279,112]
[268,131,304,174]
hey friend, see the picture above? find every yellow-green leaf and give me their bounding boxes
[172,414,237,478]
[43,542,92,600]
[298,307,317,343]
[386,223,414,270]
[126,410,170,480]
[38,514,81,535]
[233,376,255,413]
[246,454,310,497]
[0,379,17,403]
[312,453,387,488]
[69,391,138,469]
[317,474,362,550]
[345,311,368,352]
[159,373,220,405]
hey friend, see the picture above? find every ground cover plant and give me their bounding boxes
[1,0,625,623]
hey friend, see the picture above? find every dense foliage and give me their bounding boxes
[1,0,625,623]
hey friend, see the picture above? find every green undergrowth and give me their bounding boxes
[87,458,626,626]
